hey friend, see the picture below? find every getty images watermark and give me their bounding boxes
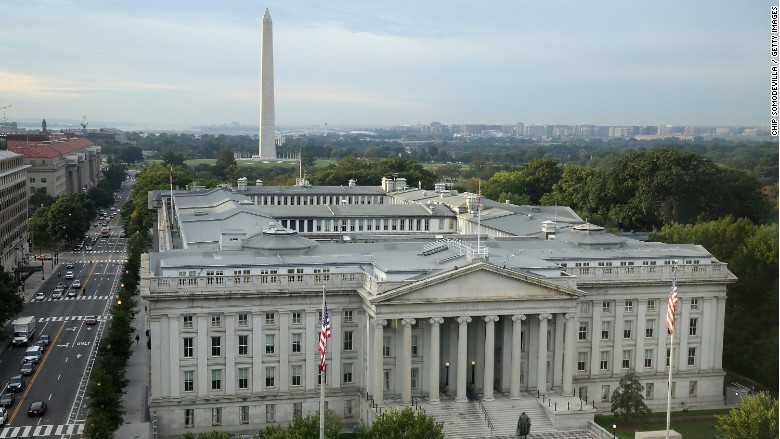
[772,6,779,136]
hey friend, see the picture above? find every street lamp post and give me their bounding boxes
[612,424,616,439]
[445,362,449,386]
[471,360,476,385]
[41,261,44,280]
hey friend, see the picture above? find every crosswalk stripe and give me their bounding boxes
[0,424,84,438]
[37,315,111,323]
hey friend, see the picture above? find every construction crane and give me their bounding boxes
[0,103,12,123]
[81,115,88,135]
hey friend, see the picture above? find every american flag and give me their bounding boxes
[666,278,679,334]
[318,302,331,372]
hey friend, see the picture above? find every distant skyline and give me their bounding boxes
[0,1,772,130]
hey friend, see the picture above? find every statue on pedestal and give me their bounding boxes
[516,411,531,438]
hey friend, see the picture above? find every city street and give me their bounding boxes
[0,178,133,438]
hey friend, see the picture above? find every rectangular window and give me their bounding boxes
[293,402,302,419]
[239,406,249,424]
[318,369,328,385]
[238,367,249,390]
[238,313,248,326]
[183,337,194,358]
[577,352,587,371]
[689,318,698,336]
[690,298,699,310]
[382,336,391,357]
[183,315,193,329]
[344,400,354,418]
[343,363,353,384]
[578,322,588,341]
[265,366,276,387]
[211,336,221,357]
[689,381,697,397]
[343,309,353,323]
[314,268,331,282]
[184,370,194,392]
[411,335,419,356]
[265,334,275,354]
[260,268,278,283]
[622,350,631,369]
[644,349,654,368]
[647,300,656,312]
[646,383,654,399]
[291,365,302,386]
[688,347,696,366]
[601,321,610,340]
[601,385,610,402]
[287,268,304,283]
[411,367,419,389]
[623,320,633,339]
[238,335,248,355]
[211,315,222,328]
[666,348,671,367]
[292,333,302,353]
[343,331,353,351]
[625,301,634,312]
[579,302,590,314]
[646,319,655,338]
[602,301,611,313]
[265,312,276,325]
[266,404,275,423]
[211,369,222,390]
[383,369,391,391]
[185,409,194,428]
[600,351,609,370]
[292,311,302,324]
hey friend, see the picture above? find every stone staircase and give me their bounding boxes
[483,394,555,436]
[420,397,492,438]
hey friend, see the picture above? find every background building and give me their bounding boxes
[0,150,30,273]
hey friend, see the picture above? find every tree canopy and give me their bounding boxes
[716,392,778,439]
[610,369,651,421]
[359,407,444,439]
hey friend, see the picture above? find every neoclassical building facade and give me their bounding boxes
[141,184,734,438]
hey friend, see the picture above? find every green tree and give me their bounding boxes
[254,409,341,439]
[716,392,778,439]
[162,150,186,166]
[117,145,143,164]
[610,369,650,421]
[29,188,55,212]
[29,207,54,251]
[360,407,444,439]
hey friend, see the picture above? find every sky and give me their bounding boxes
[0,0,773,130]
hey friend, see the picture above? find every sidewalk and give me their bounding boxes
[115,297,152,438]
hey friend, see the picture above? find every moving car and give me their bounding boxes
[72,280,82,289]
[7,375,25,392]
[64,271,74,279]
[0,392,14,408]
[35,338,48,352]
[24,346,42,363]
[27,401,47,417]
[85,245,93,251]
[38,334,50,346]
[67,288,77,298]
[20,361,36,376]
[66,263,74,269]
[56,282,66,289]
[84,315,98,325]
[35,292,45,301]
[51,290,63,299]
[0,407,7,425]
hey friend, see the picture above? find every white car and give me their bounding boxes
[72,280,82,289]
[0,406,7,425]
[64,271,74,279]
[34,292,45,301]
[23,346,42,364]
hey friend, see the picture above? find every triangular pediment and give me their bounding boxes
[372,262,584,305]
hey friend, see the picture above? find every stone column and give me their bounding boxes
[483,316,499,401]
[252,312,264,393]
[373,319,387,406]
[169,316,180,398]
[537,313,552,394]
[562,313,576,396]
[429,317,444,403]
[197,315,208,397]
[510,314,526,399]
[401,318,416,403]
[225,313,236,394]
[455,316,471,402]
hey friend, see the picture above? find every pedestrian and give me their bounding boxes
[135,334,140,345]
[145,329,150,337]
[144,305,147,312]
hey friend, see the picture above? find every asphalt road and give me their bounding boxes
[0,177,133,437]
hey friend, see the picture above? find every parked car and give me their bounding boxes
[27,401,47,417]
[7,375,25,392]
[84,315,98,325]
[0,392,15,408]
[20,361,36,376]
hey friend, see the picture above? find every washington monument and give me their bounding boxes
[259,8,276,159]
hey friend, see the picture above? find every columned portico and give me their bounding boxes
[537,313,552,394]
[455,316,471,402]
[510,314,526,399]
[428,317,444,403]
[483,315,499,400]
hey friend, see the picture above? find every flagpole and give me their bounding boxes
[476,181,481,255]
[320,284,326,439]
[665,271,678,439]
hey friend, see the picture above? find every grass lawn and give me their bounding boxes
[595,409,728,439]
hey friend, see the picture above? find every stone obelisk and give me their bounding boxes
[259,8,276,159]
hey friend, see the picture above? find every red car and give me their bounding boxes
[28,401,47,416]
[84,315,98,325]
